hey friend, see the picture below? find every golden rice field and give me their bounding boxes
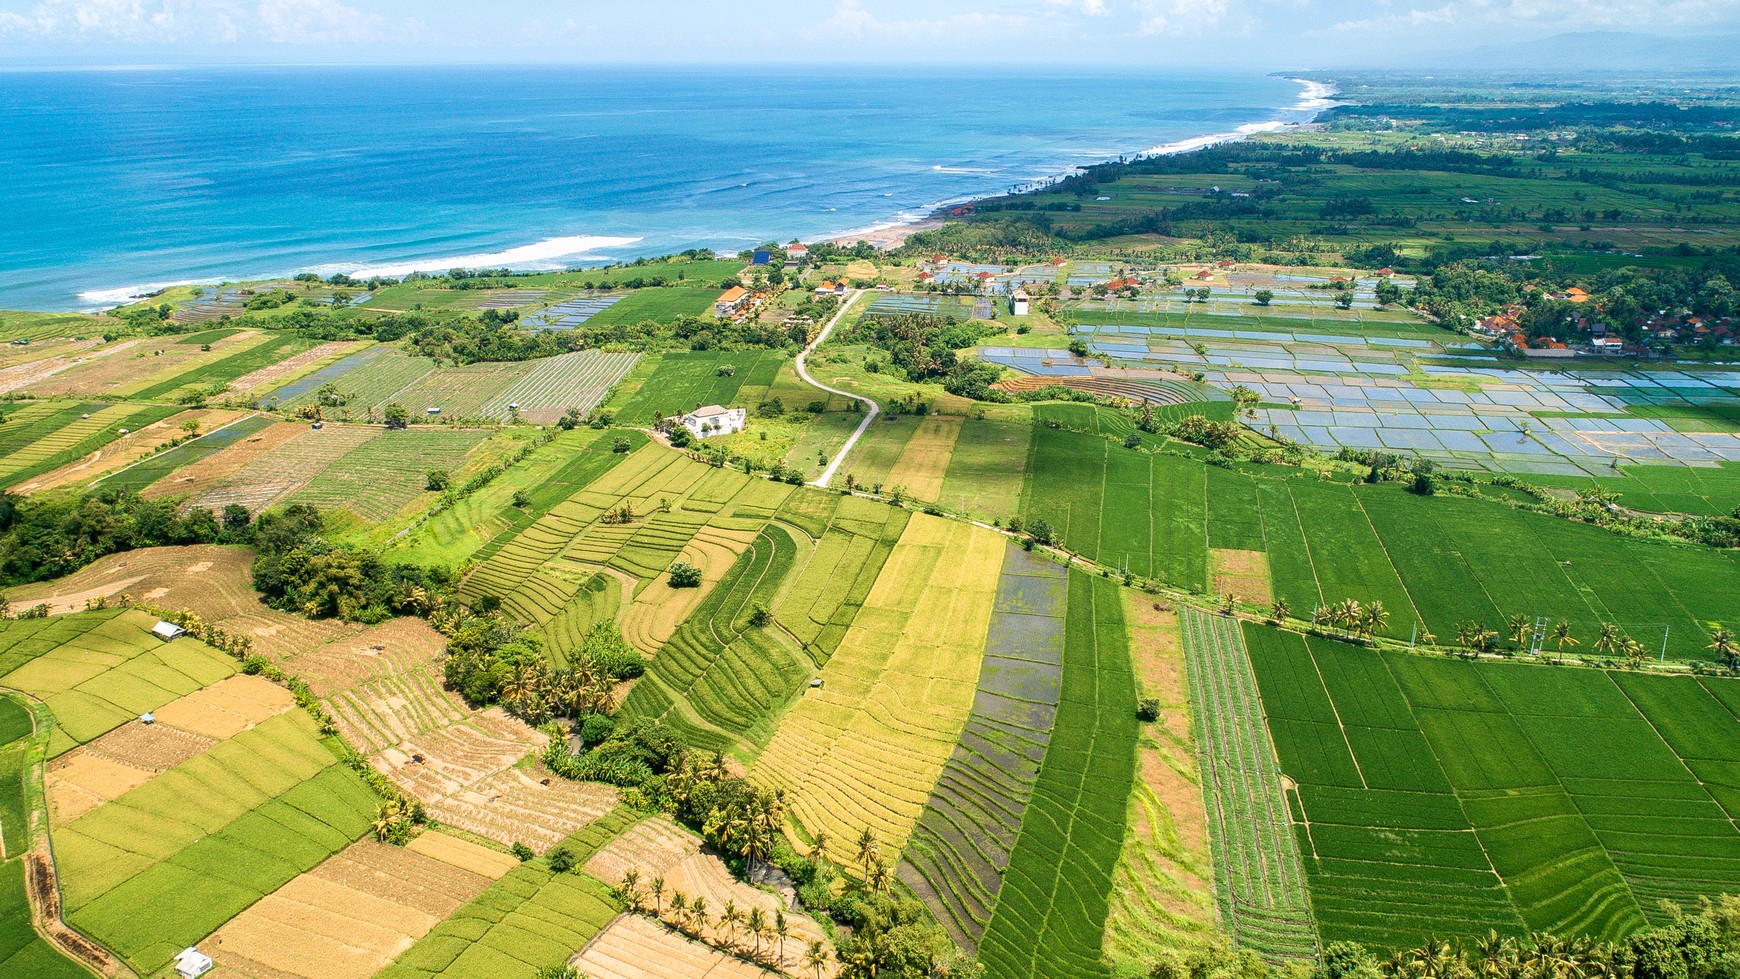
[753,513,1002,860]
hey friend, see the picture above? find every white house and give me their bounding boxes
[680,405,747,438]
[151,620,187,642]
[1011,288,1030,316]
[714,286,751,318]
[174,948,214,979]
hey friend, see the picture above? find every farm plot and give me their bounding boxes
[204,838,498,979]
[266,346,435,411]
[582,287,719,327]
[570,915,777,979]
[288,427,492,522]
[377,808,635,979]
[54,709,378,974]
[89,413,275,494]
[770,492,909,666]
[1244,627,1522,951]
[227,340,362,395]
[1178,611,1317,962]
[24,334,255,398]
[754,514,1001,862]
[126,332,319,401]
[977,573,1138,979]
[45,674,292,822]
[15,407,246,495]
[580,815,834,975]
[382,360,534,419]
[899,544,1067,953]
[0,696,94,979]
[0,402,182,490]
[883,414,963,503]
[0,609,237,756]
[185,423,381,514]
[611,350,784,425]
[0,338,125,396]
[477,349,640,423]
[616,525,811,755]
[938,411,1032,523]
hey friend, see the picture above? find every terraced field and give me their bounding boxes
[477,349,640,423]
[287,427,492,521]
[899,544,1068,952]
[977,573,1138,979]
[1178,612,1318,962]
[754,513,1002,862]
[0,402,183,490]
[770,493,909,666]
[92,414,277,494]
[184,423,381,514]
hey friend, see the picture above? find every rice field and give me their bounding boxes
[476,349,640,423]
[287,427,493,521]
[611,350,785,424]
[185,423,381,515]
[753,513,1002,861]
[54,709,377,973]
[0,402,183,490]
[1242,627,1740,948]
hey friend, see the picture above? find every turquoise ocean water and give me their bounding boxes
[0,67,1326,311]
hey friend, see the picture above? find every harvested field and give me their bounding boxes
[139,421,307,503]
[407,830,519,880]
[185,423,380,514]
[0,338,121,395]
[281,616,449,696]
[572,914,773,979]
[898,543,1067,952]
[288,427,491,522]
[420,762,619,855]
[617,525,759,655]
[755,514,1001,860]
[206,838,496,979]
[13,407,244,494]
[150,674,294,738]
[26,333,255,398]
[1210,549,1273,606]
[477,349,640,424]
[227,340,362,395]
[883,414,963,503]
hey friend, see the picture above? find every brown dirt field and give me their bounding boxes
[208,840,491,979]
[1210,548,1273,607]
[151,674,295,739]
[282,617,448,697]
[142,421,306,502]
[184,424,380,514]
[883,414,963,504]
[14,408,247,494]
[585,815,701,886]
[83,718,216,769]
[406,830,519,880]
[228,341,361,394]
[573,914,792,979]
[46,752,156,824]
[421,763,619,855]
[0,340,140,396]
[619,526,759,655]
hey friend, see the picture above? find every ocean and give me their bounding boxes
[0,66,1329,312]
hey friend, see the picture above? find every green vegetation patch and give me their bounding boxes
[610,350,785,424]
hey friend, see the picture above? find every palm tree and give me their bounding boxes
[1271,597,1290,623]
[855,827,880,880]
[1364,600,1390,639]
[1508,613,1530,649]
[747,907,768,961]
[648,875,666,917]
[688,895,709,938]
[621,868,642,911]
[804,939,831,979]
[1624,637,1648,669]
[1551,621,1578,662]
[773,910,791,967]
[1708,627,1738,672]
[720,899,743,950]
[868,857,893,895]
[668,891,688,930]
[1594,623,1621,658]
[810,830,831,872]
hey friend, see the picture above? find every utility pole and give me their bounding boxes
[1661,624,1670,663]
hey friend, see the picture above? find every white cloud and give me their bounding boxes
[1136,0,1231,34]
[815,0,1036,39]
[1325,0,1730,33]
[1049,0,1109,15]
[0,0,396,43]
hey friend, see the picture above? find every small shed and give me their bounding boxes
[1011,288,1030,317]
[151,621,187,642]
[174,947,214,979]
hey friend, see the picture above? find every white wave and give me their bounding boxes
[77,278,212,309]
[933,165,1002,176]
[338,235,644,278]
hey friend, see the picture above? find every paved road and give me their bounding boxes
[794,289,878,488]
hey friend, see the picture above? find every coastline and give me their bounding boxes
[821,76,1340,251]
[72,75,1340,309]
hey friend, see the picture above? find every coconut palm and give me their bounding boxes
[620,868,642,911]
[855,827,880,880]
[747,907,768,961]
[1551,621,1578,662]
[867,857,893,895]
[804,939,831,979]
[774,910,791,967]
[720,899,743,949]
[1594,623,1621,657]
[1271,597,1290,623]
[688,895,709,938]
[1364,600,1390,639]
[668,891,688,929]
[1709,627,1738,672]
[1507,613,1531,649]
[648,875,666,916]
[810,830,831,872]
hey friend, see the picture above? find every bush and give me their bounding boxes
[1137,698,1162,722]
[668,561,702,588]
[580,713,616,746]
[512,489,532,507]
[511,842,535,861]
[426,470,450,491]
[547,846,576,873]
[612,436,632,453]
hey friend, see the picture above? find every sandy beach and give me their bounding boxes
[821,217,945,250]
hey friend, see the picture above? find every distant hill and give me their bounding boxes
[1334,30,1740,75]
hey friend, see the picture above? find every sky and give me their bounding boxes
[0,0,1733,67]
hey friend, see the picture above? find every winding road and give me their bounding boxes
[795,289,879,488]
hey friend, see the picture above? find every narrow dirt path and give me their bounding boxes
[793,290,878,488]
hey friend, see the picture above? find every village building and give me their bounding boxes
[174,948,214,979]
[714,286,750,318]
[1011,288,1030,316]
[680,405,747,438]
[813,280,848,298]
[785,243,809,263]
[151,620,186,641]
[1193,269,1215,282]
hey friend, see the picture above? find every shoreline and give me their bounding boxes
[71,76,1341,309]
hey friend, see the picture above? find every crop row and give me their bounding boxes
[477,349,640,423]
[1179,612,1318,962]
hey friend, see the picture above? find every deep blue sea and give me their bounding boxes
[0,66,1328,311]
